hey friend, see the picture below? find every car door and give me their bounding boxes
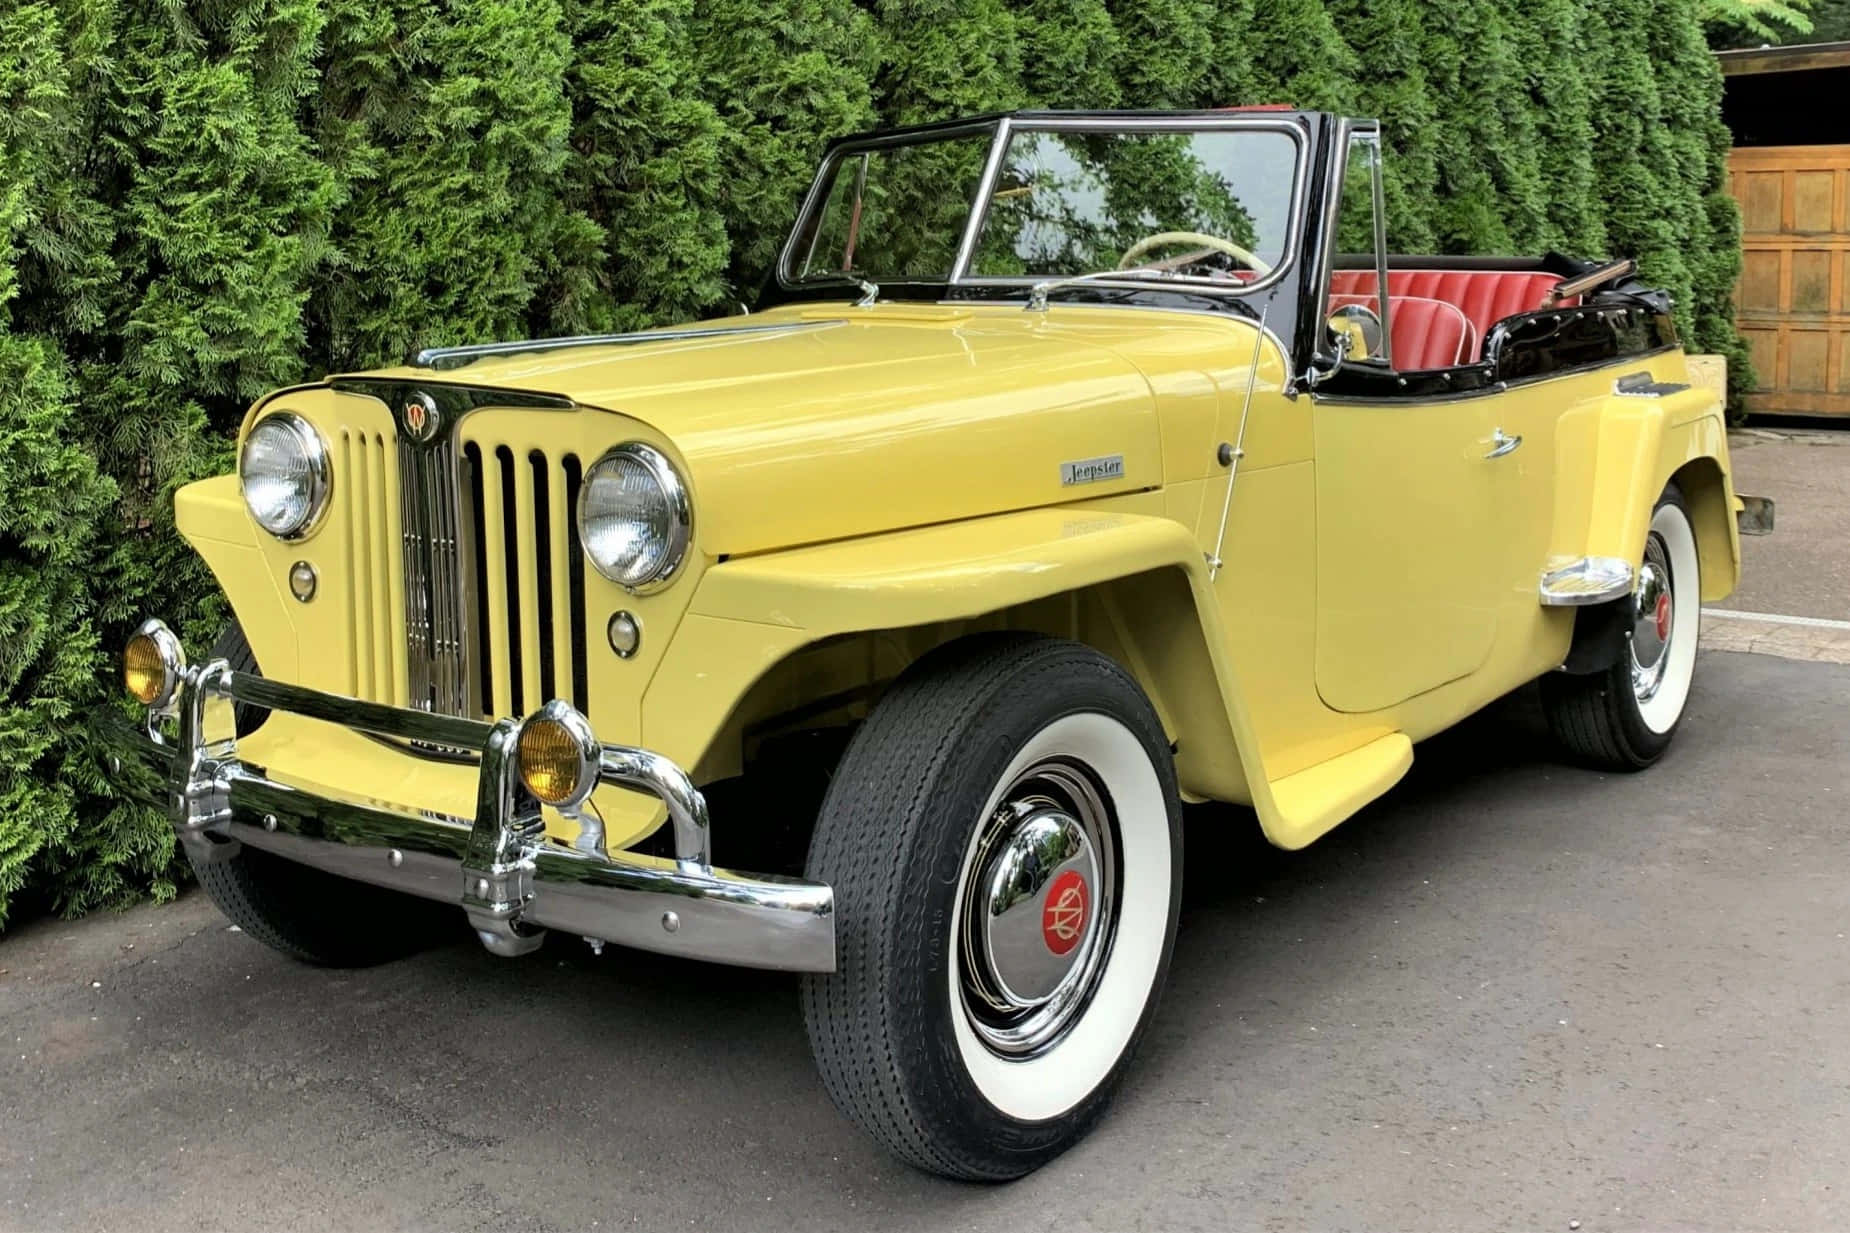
[1309,128,1505,715]
[1310,396,1503,713]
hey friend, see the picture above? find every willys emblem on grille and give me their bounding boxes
[402,392,440,442]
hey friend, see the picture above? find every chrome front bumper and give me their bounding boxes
[128,646,835,972]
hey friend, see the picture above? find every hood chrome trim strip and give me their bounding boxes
[409,321,843,373]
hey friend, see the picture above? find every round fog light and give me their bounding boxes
[607,611,641,659]
[123,619,184,710]
[288,560,318,602]
[516,701,600,811]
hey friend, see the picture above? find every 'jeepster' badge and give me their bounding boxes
[402,392,440,441]
[1060,454,1124,486]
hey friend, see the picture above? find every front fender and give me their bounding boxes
[690,506,1210,630]
[644,506,1272,814]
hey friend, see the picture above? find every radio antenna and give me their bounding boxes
[1208,294,1272,581]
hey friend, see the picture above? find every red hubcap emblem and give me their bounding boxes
[1041,870,1089,956]
[1654,592,1672,642]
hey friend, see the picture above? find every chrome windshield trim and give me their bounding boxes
[948,114,1015,283]
[778,112,1312,302]
[777,117,1004,292]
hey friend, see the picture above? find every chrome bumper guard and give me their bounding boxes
[130,646,835,972]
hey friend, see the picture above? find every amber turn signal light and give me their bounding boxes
[123,619,185,710]
[515,701,600,812]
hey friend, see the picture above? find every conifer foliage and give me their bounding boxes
[0,0,1749,926]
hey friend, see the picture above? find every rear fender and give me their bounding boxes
[1554,383,1739,601]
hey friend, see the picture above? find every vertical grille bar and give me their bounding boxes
[352,435,375,700]
[342,432,363,696]
[399,444,431,709]
[479,447,515,717]
[428,438,455,711]
[374,433,405,706]
[545,451,575,710]
[497,448,526,716]
[511,451,543,712]
[563,455,588,713]
[382,436,409,707]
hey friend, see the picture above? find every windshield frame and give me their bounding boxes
[775,111,1312,302]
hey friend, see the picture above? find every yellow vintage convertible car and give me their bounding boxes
[121,109,1739,1179]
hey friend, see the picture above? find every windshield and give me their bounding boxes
[788,121,1301,293]
[792,131,995,283]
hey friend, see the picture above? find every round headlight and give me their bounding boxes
[577,444,691,591]
[240,412,329,539]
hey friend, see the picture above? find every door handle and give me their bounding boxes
[1485,428,1523,459]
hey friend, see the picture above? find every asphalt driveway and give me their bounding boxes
[3,647,1847,1232]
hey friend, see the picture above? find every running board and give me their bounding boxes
[1538,556,1633,607]
[1262,732,1414,851]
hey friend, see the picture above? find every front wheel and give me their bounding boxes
[801,634,1183,1180]
[1542,484,1701,769]
[190,621,457,966]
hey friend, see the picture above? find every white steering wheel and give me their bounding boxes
[1117,230,1272,276]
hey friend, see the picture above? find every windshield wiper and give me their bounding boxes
[1025,267,1171,312]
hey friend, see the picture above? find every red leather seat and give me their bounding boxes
[1328,293,1472,370]
[1328,269,1570,362]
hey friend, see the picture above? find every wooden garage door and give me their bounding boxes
[1731,144,1850,416]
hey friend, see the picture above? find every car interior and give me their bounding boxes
[1326,265,1579,371]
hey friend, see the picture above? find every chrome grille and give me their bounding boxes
[332,378,580,725]
[398,437,473,716]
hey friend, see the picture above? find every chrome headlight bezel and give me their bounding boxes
[239,411,331,540]
[576,443,692,593]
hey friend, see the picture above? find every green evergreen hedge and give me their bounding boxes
[0,0,1745,928]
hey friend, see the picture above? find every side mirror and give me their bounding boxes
[1326,305,1381,361]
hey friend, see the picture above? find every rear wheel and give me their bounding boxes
[189,621,457,966]
[1542,485,1701,770]
[801,634,1183,1180]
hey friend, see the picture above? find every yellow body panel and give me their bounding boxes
[182,301,1739,855]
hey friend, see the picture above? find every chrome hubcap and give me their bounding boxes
[959,760,1118,1056]
[1631,534,1674,702]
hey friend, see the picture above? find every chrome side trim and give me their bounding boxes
[409,321,840,372]
[1539,555,1635,607]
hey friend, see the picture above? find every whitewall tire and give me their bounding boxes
[801,634,1183,1180]
[1542,484,1701,769]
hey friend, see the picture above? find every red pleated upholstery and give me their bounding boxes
[1328,293,1472,370]
[1328,268,1571,362]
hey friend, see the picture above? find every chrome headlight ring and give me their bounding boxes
[576,443,692,593]
[239,411,331,540]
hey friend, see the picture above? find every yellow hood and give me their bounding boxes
[397,304,1163,556]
